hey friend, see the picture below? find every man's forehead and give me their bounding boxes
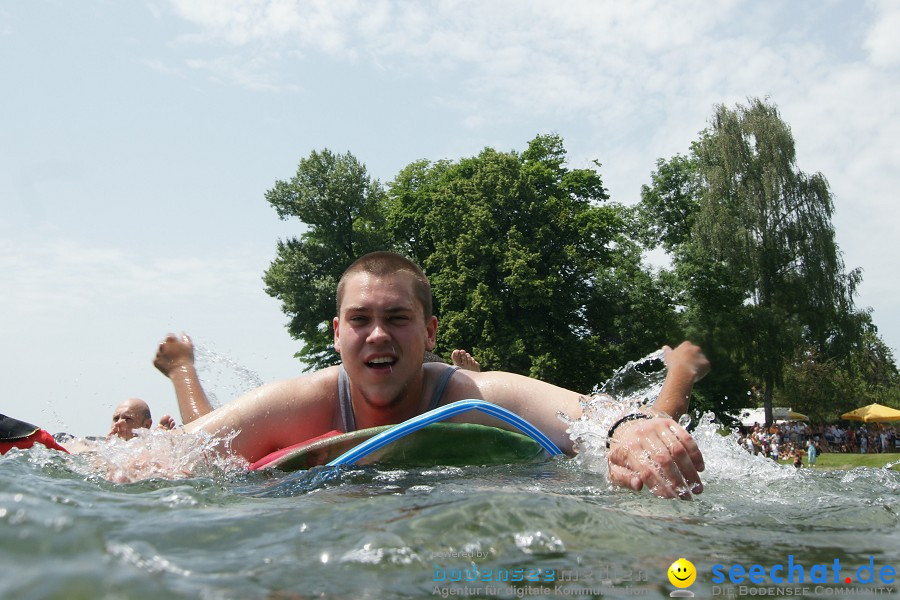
[342,272,417,300]
[114,399,143,414]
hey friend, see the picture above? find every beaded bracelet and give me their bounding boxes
[605,413,653,448]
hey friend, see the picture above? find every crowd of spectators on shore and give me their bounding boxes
[737,420,898,466]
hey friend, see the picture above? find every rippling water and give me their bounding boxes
[3,424,898,599]
[2,356,898,599]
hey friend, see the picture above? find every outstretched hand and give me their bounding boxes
[606,417,705,499]
[154,333,195,378]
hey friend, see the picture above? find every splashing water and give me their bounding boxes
[558,348,800,494]
[596,348,666,400]
[64,428,248,484]
[3,347,898,600]
[559,349,667,477]
[192,341,265,408]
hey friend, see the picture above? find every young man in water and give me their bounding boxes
[155,252,710,499]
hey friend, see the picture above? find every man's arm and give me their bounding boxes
[153,333,213,424]
[450,341,709,499]
[181,367,339,463]
[442,369,584,454]
[654,342,710,418]
[605,342,709,499]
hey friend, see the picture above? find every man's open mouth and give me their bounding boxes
[366,356,397,370]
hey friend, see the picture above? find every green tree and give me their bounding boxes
[843,320,900,409]
[640,98,862,423]
[779,322,900,421]
[263,149,388,369]
[385,134,678,392]
[635,154,701,253]
[263,136,683,393]
[778,348,860,423]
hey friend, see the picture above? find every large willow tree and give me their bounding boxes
[641,98,860,423]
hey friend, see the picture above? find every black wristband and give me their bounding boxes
[606,413,653,448]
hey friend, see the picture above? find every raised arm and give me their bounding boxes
[654,342,710,419]
[153,333,213,424]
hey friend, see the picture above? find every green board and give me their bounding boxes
[261,423,550,472]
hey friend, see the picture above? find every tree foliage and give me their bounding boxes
[639,98,864,423]
[264,135,679,392]
[779,321,900,422]
[384,134,677,391]
[261,117,896,417]
[263,149,388,369]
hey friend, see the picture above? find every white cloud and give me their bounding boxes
[184,53,300,92]
[865,0,900,67]
[0,235,262,316]
[167,0,359,51]
[160,0,744,103]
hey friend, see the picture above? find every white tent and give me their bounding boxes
[736,407,809,426]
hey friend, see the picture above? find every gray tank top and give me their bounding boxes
[337,365,459,432]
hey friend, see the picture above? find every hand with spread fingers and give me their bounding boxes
[607,416,705,499]
[606,341,710,499]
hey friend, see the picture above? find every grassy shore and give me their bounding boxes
[780,452,900,470]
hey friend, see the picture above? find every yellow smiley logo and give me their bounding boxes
[668,558,696,588]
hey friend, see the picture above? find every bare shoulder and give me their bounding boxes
[262,366,339,406]
[442,368,583,415]
[439,368,540,403]
[423,362,484,402]
[185,366,343,460]
[186,367,340,433]
[434,367,582,453]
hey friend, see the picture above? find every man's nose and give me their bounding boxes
[367,321,390,342]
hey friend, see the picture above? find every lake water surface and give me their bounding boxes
[2,357,898,599]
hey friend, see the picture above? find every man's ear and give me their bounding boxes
[333,316,341,352]
[425,315,438,350]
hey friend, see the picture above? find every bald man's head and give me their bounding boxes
[110,398,152,440]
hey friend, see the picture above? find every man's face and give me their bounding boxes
[110,400,151,440]
[333,272,437,408]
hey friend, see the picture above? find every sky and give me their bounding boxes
[2,0,899,437]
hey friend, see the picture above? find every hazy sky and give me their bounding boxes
[3,0,898,437]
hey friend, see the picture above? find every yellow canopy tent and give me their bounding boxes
[840,403,900,423]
